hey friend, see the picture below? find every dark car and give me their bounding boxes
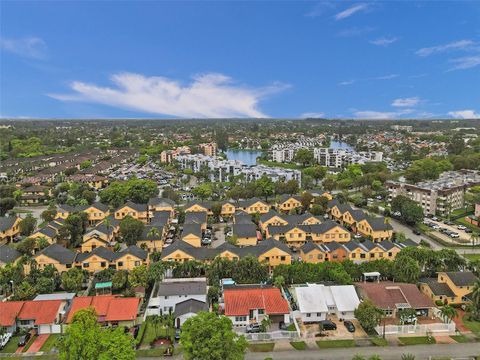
[413,229,421,235]
[319,320,337,331]
[174,328,181,341]
[464,228,472,233]
[246,323,261,333]
[18,333,31,347]
[343,320,355,333]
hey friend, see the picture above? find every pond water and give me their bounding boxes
[225,149,263,165]
[329,140,353,150]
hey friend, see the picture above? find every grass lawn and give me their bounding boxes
[450,334,470,343]
[257,159,302,170]
[9,356,58,360]
[0,335,21,353]
[135,347,167,357]
[464,253,480,261]
[370,337,388,346]
[248,343,275,352]
[462,316,480,336]
[316,339,356,349]
[139,320,175,347]
[40,334,60,353]
[286,323,296,331]
[290,341,307,350]
[398,336,436,345]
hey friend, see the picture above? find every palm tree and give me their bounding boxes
[401,354,415,360]
[439,304,457,323]
[147,226,161,239]
[103,217,113,245]
[150,315,162,339]
[471,232,479,250]
[471,279,480,320]
[260,315,272,332]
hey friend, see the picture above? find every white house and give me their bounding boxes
[173,298,208,327]
[146,277,208,323]
[295,284,360,323]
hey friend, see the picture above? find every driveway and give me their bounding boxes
[426,219,473,243]
[212,223,226,248]
[26,334,49,353]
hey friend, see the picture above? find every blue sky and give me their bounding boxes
[1,1,479,119]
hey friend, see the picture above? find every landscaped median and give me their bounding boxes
[289,341,307,350]
[398,336,436,345]
[248,342,275,352]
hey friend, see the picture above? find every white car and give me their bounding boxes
[432,225,440,230]
[457,225,467,230]
[0,333,12,350]
[449,232,460,238]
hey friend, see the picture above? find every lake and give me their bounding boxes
[329,140,353,150]
[225,149,263,165]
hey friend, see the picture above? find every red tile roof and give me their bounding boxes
[67,295,139,323]
[0,300,62,326]
[223,286,289,316]
[18,300,63,325]
[356,282,434,309]
[0,301,24,327]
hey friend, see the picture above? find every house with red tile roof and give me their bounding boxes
[0,300,64,334]
[356,282,435,318]
[66,295,140,327]
[222,285,290,327]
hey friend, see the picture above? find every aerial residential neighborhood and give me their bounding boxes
[1,1,480,360]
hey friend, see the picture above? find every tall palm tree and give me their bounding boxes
[150,315,162,339]
[439,304,457,323]
[471,232,479,250]
[147,226,161,239]
[471,279,480,320]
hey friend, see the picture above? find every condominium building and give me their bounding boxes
[386,170,480,216]
[199,142,217,157]
[313,148,383,168]
[160,146,191,164]
[175,154,301,183]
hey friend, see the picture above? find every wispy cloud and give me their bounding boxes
[448,109,480,119]
[335,3,369,20]
[353,109,412,119]
[370,37,398,46]
[0,36,47,59]
[338,80,355,86]
[415,39,475,57]
[301,112,325,118]
[448,55,480,71]
[392,97,421,107]
[305,2,334,18]
[375,74,399,80]
[48,72,289,118]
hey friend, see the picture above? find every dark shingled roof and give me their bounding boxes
[76,246,118,262]
[232,223,257,238]
[37,244,77,264]
[78,202,109,213]
[182,224,203,239]
[0,216,19,232]
[161,241,213,260]
[419,278,456,297]
[35,226,57,239]
[150,211,170,227]
[185,211,207,225]
[233,213,253,224]
[156,280,207,297]
[174,299,208,317]
[116,201,148,212]
[237,197,268,208]
[444,272,478,287]
[148,197,175,207]
[120,245,148,260]
[300,241,321,254]
[0,245,22,264]
[364,217,393,231]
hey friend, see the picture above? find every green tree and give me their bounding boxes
[274,275,285,289]
[294,149,315,167]
[65,212,89,247]
[211,202,223,221]
[99,327,136,360]
[285,179,299,195]
[354,300,384,333]
[256,176,275,202]
[300,192,313,212]
[19,214,37,236]
[119,216,145,246]
[41,207,57,222]
[181,312,247,360]
[61,267,84,292]
[439,304,457,323]
[12,281,36,300]
[192,183,213,201]
[16,237,37,255]
[112,270,128,290]
[0,198,16,216]
[128,264,148,288]
[393,256,420,283]
[303,166,327,185]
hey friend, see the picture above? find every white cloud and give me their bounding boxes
[375,74,399,80]
[370,37,398,46]
[301,112,325,118]
[448,55,480,71]
[335,3,369,20]
[353,108,413,119]
[305,2,334,18]
[338,80,355,86]
[48,72,289,118]
[392,97,421,107]
[415,39,475,57]
[448,110,480,119]
[0,36,47,59]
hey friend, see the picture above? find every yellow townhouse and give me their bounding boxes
[25,244,77,274]
[0,216,21,244]
[236,198,271,214]
[114,201,149,223]
[276,195,303,213]
[356,217,393,242]
[419,271,479,305]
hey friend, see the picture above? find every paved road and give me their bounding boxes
[244,343,480,360]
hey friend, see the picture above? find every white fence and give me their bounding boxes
[375,321,456,336]
[243,330,300,342]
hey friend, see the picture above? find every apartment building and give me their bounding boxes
[160,146,191,164]
[313,148,383,168]
[386,170,480,216]
[199,142,218,156]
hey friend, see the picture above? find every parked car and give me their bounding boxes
[0,333,12,350]
[174,328,181,341]
[457,225,467,230]
[431,216,439,221]
[319,320,337,331]
[464,228,472,233]
[246,323,262,333]
[413,229,421,235]
[18,333,31,347]
[449,232,460,239]
[201,238,212,245]
[343,320,355,333]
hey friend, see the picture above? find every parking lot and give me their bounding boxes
[424,218,473,244]
[297,316,367,339]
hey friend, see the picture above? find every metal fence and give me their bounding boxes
[243,330,300,342]
[375,321,456,335]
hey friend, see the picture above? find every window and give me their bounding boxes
[258,309,265,315]
[280,256,286,261]
[316,313,322,317]
[306,313,311,317]
[83,263,89,268]
[135,261,140,266]
[118,261,124,267]
[235,316,247,322]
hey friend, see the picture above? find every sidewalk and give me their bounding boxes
[26,334,50,353]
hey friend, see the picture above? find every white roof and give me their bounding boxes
[295,285,328,313]
[363,272,381,277]
[329,285,360,313]
[295,284,360,314]
[34,292,76,301]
